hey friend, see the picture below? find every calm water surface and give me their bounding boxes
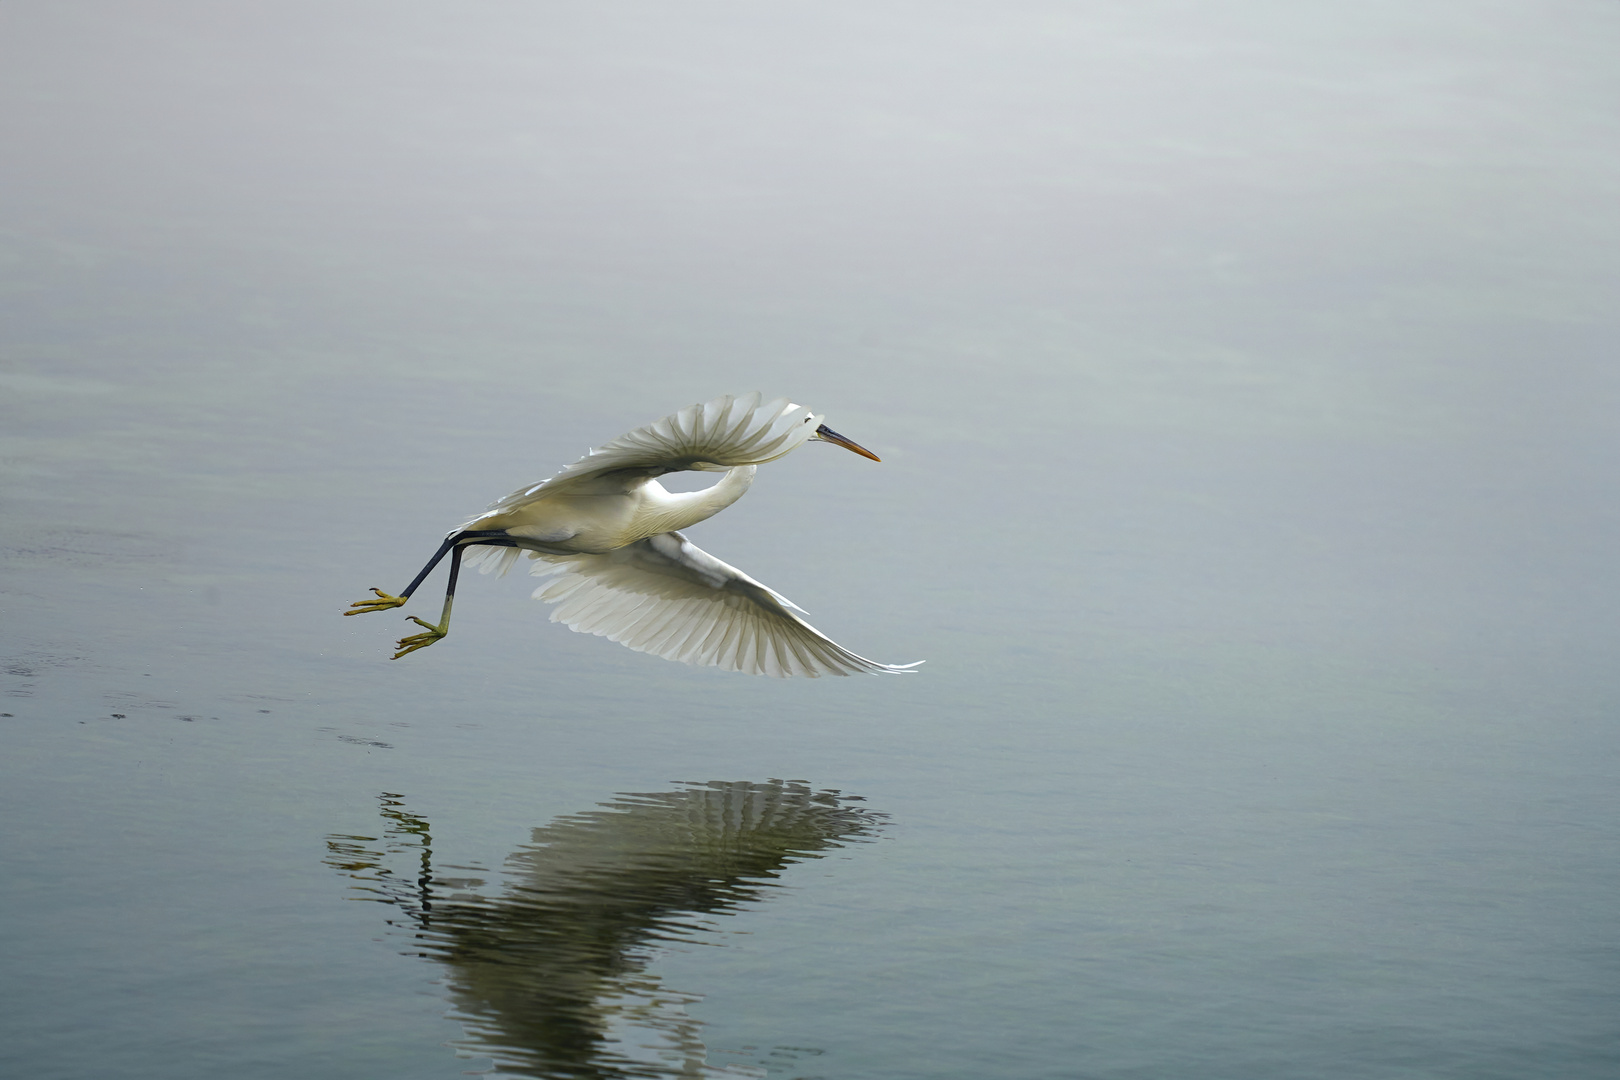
[3,2,1618,1077]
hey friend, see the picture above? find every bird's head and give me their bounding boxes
[651,394,883,470]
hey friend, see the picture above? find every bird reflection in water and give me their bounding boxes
[325,780,884,1078]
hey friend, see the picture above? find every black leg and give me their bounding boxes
[345,530,516,618]
[392,543,468,658]
[389,533,521,659]
[397,536,459,601]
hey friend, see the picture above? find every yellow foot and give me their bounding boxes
[345,588,408,616]
[392,616,447,659]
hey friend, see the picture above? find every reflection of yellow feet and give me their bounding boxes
[345,589,407,616]
[393,617,447,659]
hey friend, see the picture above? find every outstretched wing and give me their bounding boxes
[476,392,824,517]
[467,533,922,678]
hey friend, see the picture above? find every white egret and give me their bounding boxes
[345,392,921,677]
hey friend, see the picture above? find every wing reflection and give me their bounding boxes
[326,780,884,1078]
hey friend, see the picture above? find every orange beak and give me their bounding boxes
[814,424,882,462]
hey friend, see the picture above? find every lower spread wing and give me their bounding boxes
[467,533,921,678]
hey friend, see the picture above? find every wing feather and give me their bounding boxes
[462,545,523,577]
[779,630,818,679]
[763,633,791,679]
[478,392,825,516]
[631,602,687,651]
[738,620,763,677]
[683,610,733,668]
[522,532,921,678]
[651,599,709,657]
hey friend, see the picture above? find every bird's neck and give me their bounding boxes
[640,465,757,536]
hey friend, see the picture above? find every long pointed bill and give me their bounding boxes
[815,424,882,462]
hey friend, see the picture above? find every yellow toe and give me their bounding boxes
[345,588,408,616]
[391,617,447,659]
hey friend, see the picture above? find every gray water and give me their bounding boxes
[3,2,1618,1077]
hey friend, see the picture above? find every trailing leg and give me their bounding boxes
[343,530,514,618]
[344,536,458,616]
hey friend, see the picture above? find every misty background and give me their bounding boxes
[2,2,1617,1078]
